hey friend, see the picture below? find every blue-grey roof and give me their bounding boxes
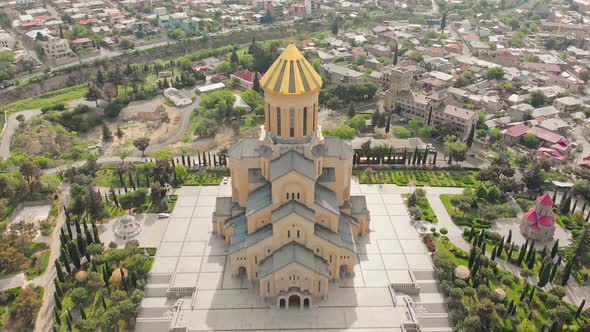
[259,242,330,278]
[350,195,369,215]
[312,137,354,160]
[228,138,272,159]
[246,183,272,216]
[313,215,357,252]
[225,212,246,227]
[271,200,316,224]
[314,183,340,215]
[269,150,315,181]
[229,218,273,254]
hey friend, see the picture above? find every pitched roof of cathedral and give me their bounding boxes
[246,183,272,216]
[259,241,330,278]
[259,41,323,95]
[270,150,315,181]
[315,183,340,215]
[271,200,316,223]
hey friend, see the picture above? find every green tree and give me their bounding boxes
[486,67,504,80]
[522,133,539,148]
[14,287,41,327]
[348,114,366,132]
[408,119,421,133]
[70,287,90,306]
[529,91,546,108]
[522,164,545,193]
[517,319,538,332]
[440,11,447,31]
[133,137,150,157]
[418,126,432,137]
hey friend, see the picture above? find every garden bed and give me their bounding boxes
[183,171,228,186]
[403,192,438,223]
[354,169,480,187]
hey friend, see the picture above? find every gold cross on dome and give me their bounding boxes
[287,28,296,43]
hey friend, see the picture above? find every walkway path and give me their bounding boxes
[0,109,42,158]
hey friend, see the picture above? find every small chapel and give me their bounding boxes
[213,38,370,309]
[520,193,557,242]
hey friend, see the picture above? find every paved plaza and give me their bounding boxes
[136,181,451,331]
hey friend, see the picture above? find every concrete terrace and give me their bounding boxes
[136,180,452,332]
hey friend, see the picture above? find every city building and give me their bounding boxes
[520,194,556,242]
[304,0,320,16]
[42,37,74,65]
[230,69,258,90]
[319,63,363,86]
[0,30,16,49]
[213,40,370,307]
[383,67,478,141]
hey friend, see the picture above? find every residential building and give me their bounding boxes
[213,40,370,306]
[383,66,477,141]
[230,69,258,90]
[42,37,74,64]
[554,96,582,113]
[0,31,16,49]
[304,0,320,16]
[320,63,363,86]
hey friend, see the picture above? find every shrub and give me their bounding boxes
[392,126,412,139]
[440,228,448,235]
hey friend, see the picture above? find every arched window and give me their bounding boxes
[297,193,300,200]
[303,107,308,135]
[297,230,300,238]
[286,193,289,200]
[289,108,295,137]
[288,230,291,238]
[255,256,257,264]
[277,107,281,135]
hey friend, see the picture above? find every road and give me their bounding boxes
[0,109,42,159]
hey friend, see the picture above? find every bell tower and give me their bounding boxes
[259,35,323,138]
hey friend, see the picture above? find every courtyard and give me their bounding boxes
[135,180,452,331]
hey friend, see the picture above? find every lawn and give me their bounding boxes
[3,85,88,113]
[440,194,516,229]
[184,171,228,186]
[354,169,480,187]
[403,193,438,223]
[25,250,50,280]
[93,166,123,188]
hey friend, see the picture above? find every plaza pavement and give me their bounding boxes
[134,181,456,331]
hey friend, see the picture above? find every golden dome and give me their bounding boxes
[260,41,323,95]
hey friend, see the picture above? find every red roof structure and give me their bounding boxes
[536,194,553,206]
[231,69,257,83]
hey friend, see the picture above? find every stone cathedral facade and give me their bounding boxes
[213,40,370,309]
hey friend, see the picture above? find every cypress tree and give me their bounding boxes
[79,306,86,320]
[550,259,560,282]
[121,267,128,291]
[102,295,108,309]
[92,221,100,244]
[528,286,535,303]
[527,249,536,269]
[68,241,81,269]
[551,239,559,259]
[520,283,529,302]
[576,299,586,318]
[60,227,68,241]
[559,193,571,215]
[66,220,73,240]
[573,199,579,213]
[562,259,573,286]
[54,306,61,324]
[74,218,82,235]
[517,243,527,265]
[55,260,65,282]
[54,278,63,298]
[491,245,497,261]
[540,245,547,259]
[76,232,86,259]
[506,230,512,246]
[526,241,536,262]
[538,262,551,287]
[54,292,62,310]
[468,247,476,268]
[102,267,110,286]
[110,187,119,207]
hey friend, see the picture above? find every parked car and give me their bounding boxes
[157,213,170,218]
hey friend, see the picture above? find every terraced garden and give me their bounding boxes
[354,169,480,187]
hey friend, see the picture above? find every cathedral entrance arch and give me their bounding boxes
[237,266,247,279]
[340,265,350,278]
[288,295,301,309]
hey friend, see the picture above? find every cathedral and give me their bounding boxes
[213,39,371,309]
